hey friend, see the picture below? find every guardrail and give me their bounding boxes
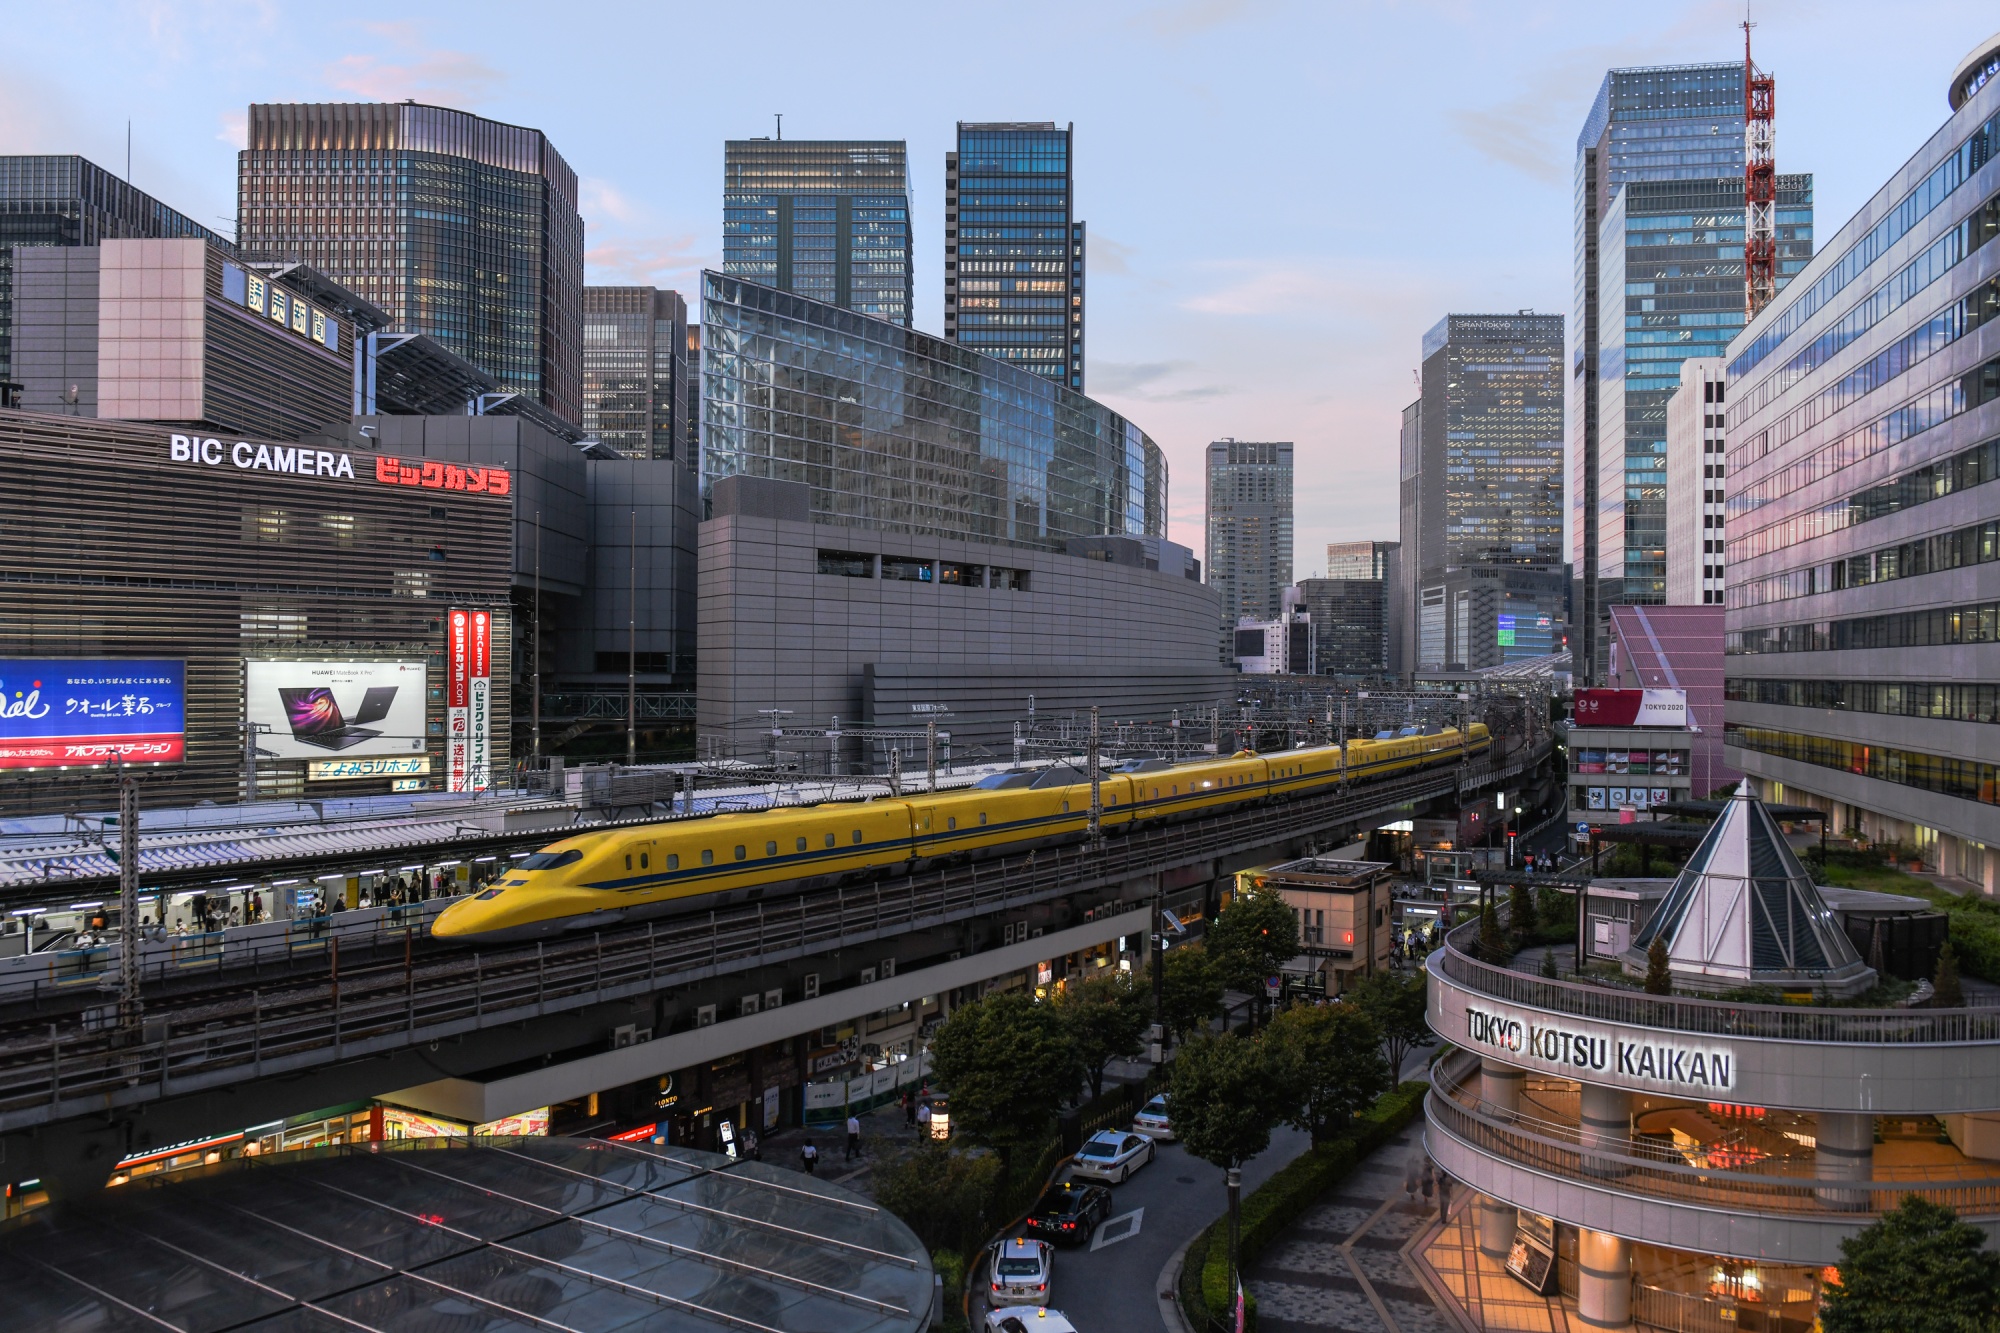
[0,745,1545,1132]
[1433,919,2000,1043]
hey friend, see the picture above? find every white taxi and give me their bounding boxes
[1132,1093,1173,1141]
[985,1307,1079,1333]
[988,1237,1052,1308]
[1069,1129,1155,1184]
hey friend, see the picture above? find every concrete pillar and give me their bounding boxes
[1578,1082,1632,1178]
[1477,1193,1518,1259]
[1576,1228,1632,1329]
[1816,1112,1874,1211]
[1480,1057,1524,1116]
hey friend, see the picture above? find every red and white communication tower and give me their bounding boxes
[1743,22,1777,317]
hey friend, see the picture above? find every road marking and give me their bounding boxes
[1091,1207,1145,1251]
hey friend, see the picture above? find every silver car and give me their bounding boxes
[1069,1129,1155,1184]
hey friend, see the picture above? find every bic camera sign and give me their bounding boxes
[1464,1004,1735,1093]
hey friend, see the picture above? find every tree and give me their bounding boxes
[1055,970,1151,1101]
[1160,942,1225,1044]
[1172,1030,1286,1301]
[871,1142,1006,1256]
[928,992,1082,1165]
[1507,880,1535,944]
[1644,936,1673,995]
[1263,1002,1390,1145]
[1477,900,1506,962]
[1933,940,1965,1009]
[1820,1197,2000,1333]
[1205,881,1300,1023]
[1347,971,1436,1079]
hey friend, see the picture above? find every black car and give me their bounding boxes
[1024,1180,1113,1244]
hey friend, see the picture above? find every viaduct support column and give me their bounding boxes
[1576,1227,1632,1329]
[1477,1059,1523,1257]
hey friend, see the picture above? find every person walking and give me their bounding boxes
[917,1100,932,1137]
[800,1140,818,1175]
[845,1113,862,1161]
[902,1091,916,1128]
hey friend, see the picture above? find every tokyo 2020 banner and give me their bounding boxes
[0,660,186,769]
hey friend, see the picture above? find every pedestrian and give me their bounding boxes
[1403,1152,1422,1206]
[1420,1157,1436,1210]
[742,1127,761,1161]
[1437,1172,1454,1217]
[800,1140,818,1175]
[903,1091,916,1128]
[846,1113,862,1161]
[917,1100,932,1137]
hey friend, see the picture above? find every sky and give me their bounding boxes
[3,0,1994,570]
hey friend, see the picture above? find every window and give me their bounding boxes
[667,854,679,870]
[521,849,582,870]
[796,837,808,852]
[882,556,934,582]
[640,852,649,869]
[817,549,874,577]
[735,845,747,861]
[1061,801,1070,812]
[990,567,1030,591]
[824,833,837,848]
[701,850,714,866]
[624,854,632,871]
[947,817,957,830]
[939,562,984,586]
[852,830,864,844]
[979,812,988,825]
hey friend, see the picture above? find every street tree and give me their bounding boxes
[871,1142,1006,1256]
[928,991,1082,1166]
[1160,942,1225,1044]
[1263,1001,1390,1145]
[1172,1030,1286,1298]
[1055,970,1151,1101]
[1644,936,1673,994]
[1204,880,1300,1023]
[1347,971,1436,1079]
[1819,1196,2000,1333]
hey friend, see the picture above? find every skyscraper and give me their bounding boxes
[1663,356,1728,606]
[237,102,585,426]
[1571,64,1812,679]
[0,156,227,396]
[581,287,695,461]
[1300,542,1398,676]
[1205,439,1294,630]
[722,139,912,326]
[944,123,1084,390]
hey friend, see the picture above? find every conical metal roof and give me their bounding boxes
[1623,790,1876,997]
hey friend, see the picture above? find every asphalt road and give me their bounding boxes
[976,1123,1313,1332]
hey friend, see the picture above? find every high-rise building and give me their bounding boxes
[1664,357,1729,605]
[1205,440,1294,631]
[944,123,1084,390]
[0,155,227,396]
[1325,540,1395,580]
[1725,41,2000,892]
[237,102,585,426]
[581,287,695,461]
[1395,399,1423,676]
[721,138,912,326]
[1571,64,1812,680]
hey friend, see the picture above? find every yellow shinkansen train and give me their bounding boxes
[432,724,1489,943]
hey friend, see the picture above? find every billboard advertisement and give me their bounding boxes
[0,659,185,769]
[246,661,427,762]
[1573,688,1688,728]
[446,609,493,792]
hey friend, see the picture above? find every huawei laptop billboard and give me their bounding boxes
[246,661,427,761]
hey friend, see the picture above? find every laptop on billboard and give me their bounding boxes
[278,685,396,750]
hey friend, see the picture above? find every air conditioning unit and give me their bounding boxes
[741,994,760,1016]
[880,958,895,979]
[696,1004,717,1027]
[764,988,783,1010]
[612,1024,638,1049]
[803,973,820,1000]
[860,966,877,984]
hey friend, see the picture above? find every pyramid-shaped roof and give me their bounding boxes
[1623,790,1876,997]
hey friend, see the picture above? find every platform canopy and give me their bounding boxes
[1623,790,1876,998]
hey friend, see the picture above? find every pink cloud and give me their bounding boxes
[322,22,503,103]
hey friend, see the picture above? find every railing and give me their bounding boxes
[1634,1284,1818,1333]
[1426,1081,2000,1218]
[0,751,1536,1131]
[539,692,696,721]
[1432,920,2000,1044]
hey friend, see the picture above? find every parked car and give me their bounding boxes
[1024,1180,1113,1244]
[1131,1093,1173,1141]
[1069,1129,1155,1184]
[986,1307,1079,1333]
[988,1238,1053,1308]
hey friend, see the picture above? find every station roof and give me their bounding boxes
[0,1137,934,1332]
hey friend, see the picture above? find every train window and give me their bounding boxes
[796,837,807,852]
[624,854,632,871]
[947,817,957,830]
[766,841,778,856]
[825,833,837,848]
[701,850,714,866]
[979,812,988,825]
[640,853,649,869]
[521,849,582,870]
[1061,801,1070,812]
[668,854,679,870]
[1107,795,1116,805]
[851,830,863,845]
[1152,787,1159,798]
[735,845,747,861]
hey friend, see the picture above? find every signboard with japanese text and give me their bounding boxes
[0,659,185,768]
[246,661,427,762]
[445,610,492,793]
[306,756,431,781]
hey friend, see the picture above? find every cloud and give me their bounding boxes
[581,178,644,227]
[1138,0,1269,38]
[1088,231,1137,275]
[216,109,246,149]
[323,21,504,104]
[586,234,712,288]
[1091,359,1231,401]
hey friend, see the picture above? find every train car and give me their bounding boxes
[1263,745,1343,799]
[911,774,1138,865]
[1127,751,1272,824]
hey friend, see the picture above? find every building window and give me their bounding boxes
[939,562,984,586]
[817,550,875,577]
[881,556,934,582]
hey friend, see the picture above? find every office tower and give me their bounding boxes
[1395,399,1422,677]
[582,287,695,461]
[1664,357,1728,605]
[1205,440,1294,632]
[944,123,1084,390]
[0,156,227,398]
[1326,541,1394,580]
[721,138,912,326]
[237,102,585,426]
[1572,64,1813,679]
[1726,42,2000,892]
[697,272,1225,762]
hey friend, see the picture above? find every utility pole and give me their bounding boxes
[627,508,637,766]
[926,719,937,793]
[116,765,141,1031]
[889,746,902,796]
[532,508,542,758]
[1087,706,1102,841]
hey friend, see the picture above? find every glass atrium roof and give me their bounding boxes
[0,1137,934,1332]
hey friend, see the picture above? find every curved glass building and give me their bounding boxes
[701,272,1164,550]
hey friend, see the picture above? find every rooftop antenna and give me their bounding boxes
[775,113,783,141]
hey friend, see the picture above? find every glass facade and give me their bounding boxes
[1297,576,1388,675]
[1205,440,1294,629]
[237,103,585,426]
[700,273,1163,548]
[582,286,695,461]
[944,123,1085,391]
[0,155,226,389]
[722,140,912,327]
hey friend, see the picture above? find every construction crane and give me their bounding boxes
[1744,20,1777,317]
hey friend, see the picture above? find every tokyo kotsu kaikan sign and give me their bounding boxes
[1461,1002,1736,1093]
